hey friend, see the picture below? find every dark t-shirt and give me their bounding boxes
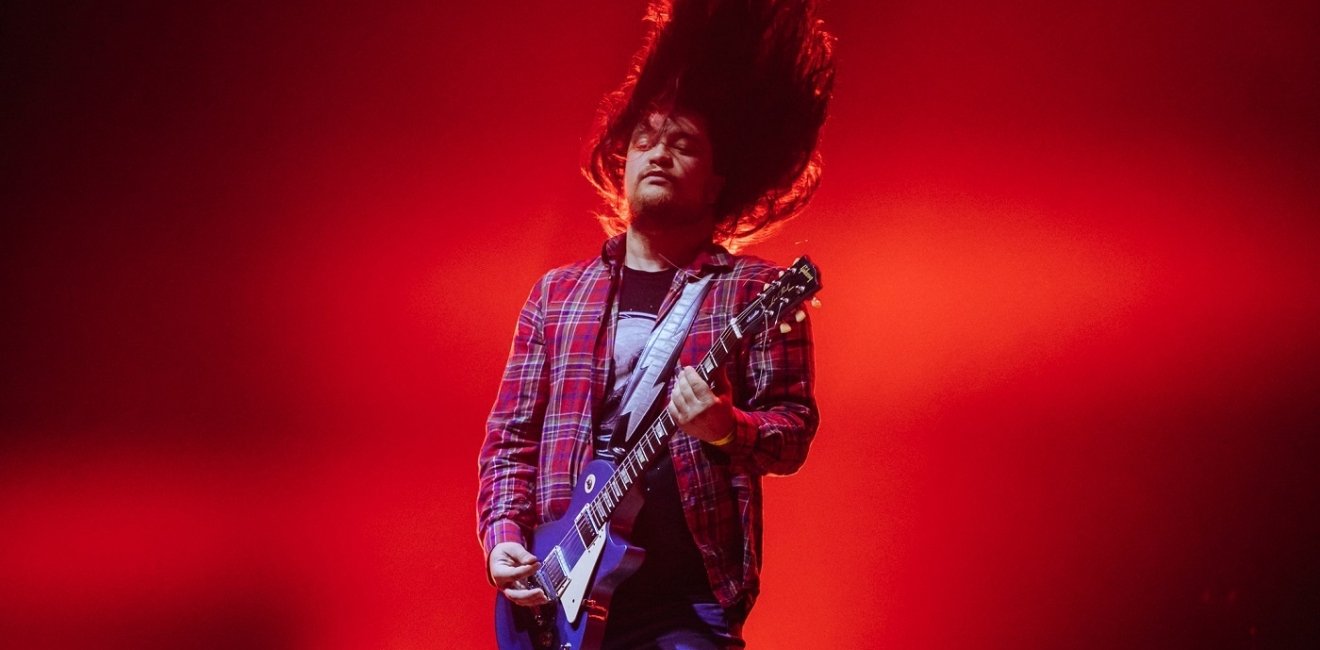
[594,266,717,625]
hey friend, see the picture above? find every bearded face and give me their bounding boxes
[623,110,724,231]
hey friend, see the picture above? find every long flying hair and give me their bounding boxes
[584,0,836,250]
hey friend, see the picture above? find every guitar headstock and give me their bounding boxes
[733,256,823,339]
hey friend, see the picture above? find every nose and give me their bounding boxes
[645,142,673,167]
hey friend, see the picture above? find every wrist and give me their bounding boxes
[710,428,736,447]
[709,408,756,453]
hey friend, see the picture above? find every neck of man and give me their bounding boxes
[623,219,714,272]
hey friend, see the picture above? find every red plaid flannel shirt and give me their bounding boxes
[477,233,818,612]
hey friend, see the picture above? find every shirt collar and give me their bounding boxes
[600,232,734,278]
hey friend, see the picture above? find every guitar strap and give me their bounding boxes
[609,273,714,452]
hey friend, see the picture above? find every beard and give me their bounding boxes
[626,185,709,233]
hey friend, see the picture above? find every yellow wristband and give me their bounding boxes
[710,429,736,447]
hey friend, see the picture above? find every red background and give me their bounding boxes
[3,1,1318,647]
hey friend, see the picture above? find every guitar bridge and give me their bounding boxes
[534,546,570,600]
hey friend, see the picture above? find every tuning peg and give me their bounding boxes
[779,323,792,334]
[777,270,785,277]
[795,310,806,322]
[810,297,822,309]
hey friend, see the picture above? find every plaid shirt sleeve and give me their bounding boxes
[715,265,818,476]
[476,275,551,557]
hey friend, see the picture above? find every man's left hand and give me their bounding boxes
[668,366,735,443]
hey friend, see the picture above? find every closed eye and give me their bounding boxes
[630,127,657,150]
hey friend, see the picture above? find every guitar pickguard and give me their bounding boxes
[558,528,606,623]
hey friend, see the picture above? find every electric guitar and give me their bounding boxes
[494,256,823,650]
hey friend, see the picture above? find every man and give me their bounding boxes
[478,1,834,647]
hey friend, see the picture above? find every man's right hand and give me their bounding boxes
[489,541,550,607]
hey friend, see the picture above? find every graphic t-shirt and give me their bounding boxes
[594,266,716,624]
[595,265,673,453]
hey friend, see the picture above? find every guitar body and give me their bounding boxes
[494,459,645,650]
